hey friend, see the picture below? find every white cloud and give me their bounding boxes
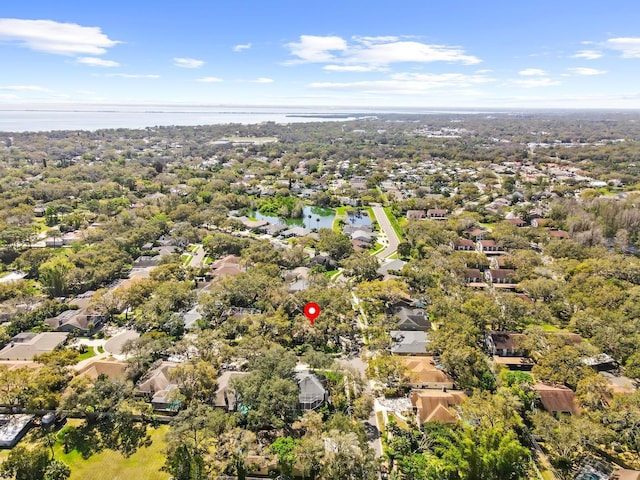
[251,77,274,83]
[518,68,547,76]
[196,77,223,83]
[78,56,120,67]
[351,35,400,45]
[173,57,205,68]
[0,85,51,91]
[350,41,481,66]
[233,43,252,52]
[605,37,640,58]
[0,18,119,55]
[505,77,560,88]
[567,67,606,76]
[309,72,493,95]
[0,93,19,99]
[323,65,385,72]
[99,73,160,79]
[286,35,481,69]
[572,50,603,60]
[286,35,348,63]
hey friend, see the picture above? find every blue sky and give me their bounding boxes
[1,0,640,108]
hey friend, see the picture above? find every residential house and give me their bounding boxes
[506,218,527,228]
[260,223,288,237]
[549,230,569,240]
[136,361,180,411]
[401,356,454,390]
[388,299,431,331]
[486,331,527,357]
[390,330,430,355]
[534,383,579,416]
[296,371,329,410]
[406,210,427,220]
[349,229,377,244]
[44,309,105,334]
[284,266,310,293]
[214,371,249,411]
[210,255,243,279]
[611,470,640,480]
[181,304,202,330]
[308,255,337,269]
[451,238,475,251]
[464,228,487,240]
[485,268,517,288]
[0,332,69,361]
[477,240,505,255]
[427,209,448,220]
[377,259,407,280]
[44,231,81,247]
[410,389,466,425]
[486,331,534,370]
[77,359,128,381]
[465,268,487,287]
[583,353,618,371]
[280,226,312,238]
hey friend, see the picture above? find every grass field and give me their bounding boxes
[333,206,348,232]
[54,422,170,480]
[77,346,96,361]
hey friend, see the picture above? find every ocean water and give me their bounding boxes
[0,105,370,132]
[0,104,493,132]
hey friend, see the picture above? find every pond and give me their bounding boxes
[254,205,335,230]
[346,210,372,228]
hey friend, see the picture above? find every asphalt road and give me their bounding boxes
[371,204,400,259]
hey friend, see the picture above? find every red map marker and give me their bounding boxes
[303,302,321,325]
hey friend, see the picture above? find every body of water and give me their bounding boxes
[0,104,496,132]
[0,105,368,132]
[254,205,335,230]
[346,211,372,228]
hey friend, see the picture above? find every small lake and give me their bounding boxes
[254,205,335,230]
[346,211,372,228]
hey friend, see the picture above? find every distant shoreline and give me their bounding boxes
[1,105,638,132]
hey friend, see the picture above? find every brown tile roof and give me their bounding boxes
[611,470,640,480]
[453,239,475,248]
[488,269,516,281]
[534,383,579,415]
[401,356,453,385]
[410,389,466,424]
[77,359,128,381]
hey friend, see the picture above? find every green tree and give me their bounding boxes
[342,252,380,282]
[317,228,353,260]
[0,445,50,480]
[44,459,71,480]
[39,256,74,297]
[270,436,300,477]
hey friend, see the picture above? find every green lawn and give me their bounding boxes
[181,254,193,266]
[54,423,170,480]
[77,346,96,361]
[332,206,349,232]
[97,345,105,354]
[383,207,404,241]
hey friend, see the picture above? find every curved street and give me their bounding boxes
[370,203,400,259]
